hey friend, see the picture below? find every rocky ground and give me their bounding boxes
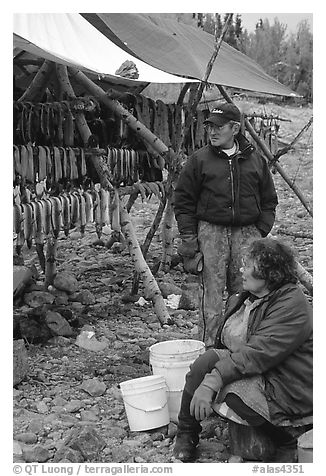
[13,102,313,464]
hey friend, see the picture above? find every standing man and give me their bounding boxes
[174,102,278,348]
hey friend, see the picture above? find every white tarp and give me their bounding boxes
[13,13,195,84]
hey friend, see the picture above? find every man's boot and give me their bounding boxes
[173,390,202,462]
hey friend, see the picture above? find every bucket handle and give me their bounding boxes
[124,401,168,413]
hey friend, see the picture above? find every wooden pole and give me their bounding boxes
[17,60,54,102]
[275,117,313,160]
[68,67,172,161]
[131,195,167,294]
[217,85,313,217]
[55,64,112,189]
[120,205,171,325]
[44,235,57,287]
[178,13,233,153]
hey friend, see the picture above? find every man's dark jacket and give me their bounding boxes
[174,134,278,237]
[203,283,313,425]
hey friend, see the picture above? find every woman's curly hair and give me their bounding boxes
[244,238,298,290]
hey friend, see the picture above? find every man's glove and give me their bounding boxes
[177,234,199,258]
[178,234,203,275]
[190,384,215,421]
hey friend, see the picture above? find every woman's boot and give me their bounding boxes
[259,422,298,463]
[173,390,202,462]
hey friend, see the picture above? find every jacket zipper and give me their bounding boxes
[228,158,235,222]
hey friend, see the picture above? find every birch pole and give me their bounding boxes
[68,66,173,323]
[120,205,171,325]
[55,64,113,189]
[17,60,54,102]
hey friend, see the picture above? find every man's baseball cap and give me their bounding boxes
[204,103,241,126]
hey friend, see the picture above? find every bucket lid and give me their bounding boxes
[120,374,166,390]
[298,429,313,449]
[149,339,205,356]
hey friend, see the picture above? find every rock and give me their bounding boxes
[80,378,107,397]
[36,401,48,414]
[75,331,108,352]
[23,445,51,463]
[24,291,55,308]
[111,446,135,463]
[64,400,84,413]
[179,284,199,310]
[53,446,84,463]
[13,339,29,386]
[167,422,178,439]
[47,336,71,346]
[134,456,147,463]
[15,432,38,444]
[13,440,23,455]
[105,426,128,439]
[228,455,244,463]
[45,310,74,337]
[53,272,78,294]
[28,419,44,434]
[80,410,98,421]
[159,282,183,298]
[73,289,96,305]
[67,427,106,460]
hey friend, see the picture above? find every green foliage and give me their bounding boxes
[190,13,313,102]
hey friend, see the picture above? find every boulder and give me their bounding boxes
[23,445,51,463]
[72,289,96,305]
[13,339,29,386]
[24,291,55,308]
[53,272,78,294]
[15,432,37,444]
[45,311,73,337]
[179,283,199,310]
[80,378,107,397]
[66,427,106,460]
[75,331,107,352]
[53,446,84,463]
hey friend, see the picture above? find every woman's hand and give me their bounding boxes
[190,385,215,421]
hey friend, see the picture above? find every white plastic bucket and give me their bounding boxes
[120,375,169,431]
[149,339,205,422]
[298,429,313,463]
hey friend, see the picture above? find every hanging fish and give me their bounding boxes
[68,148,79,180]
[25,144,34,183]
[84,191,94,224]
[32,200,46,272]
[13,145,22,178]
[53,147,63,182]
[20,145,28,180]
[13,203,23,234]
[14,203,25,255]
[60,194,71,237]
[70,192,80,228]
[13,185,21,206]
[43,198,52,236]
[43,146,53,183]
[22,202,34,249]
[100,188,110,227]
[50,196,63,238]
[79,191,87,236]
[92,188,102,239]
[59,147,68,180]
[37,146,47,181]
[64,109,75,147]
[111,189,121,233]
